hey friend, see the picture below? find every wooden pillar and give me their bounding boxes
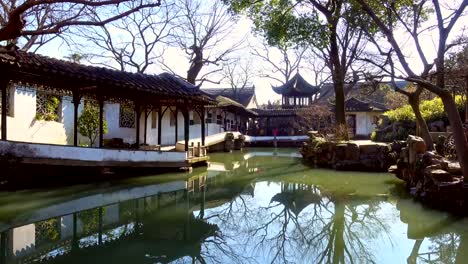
[135,102,141,148]
[98,207,103,245]
[223,110,227,131]
[183,108,189,151]
[1,82,7,141]
[0,231,6,264]
[143,108,149,145]
[98,97,104,148]
[158,106,163,145]
[72,213,78,251]
[72,92,80,147]
[201,107,206,146]
[174,108,178,143]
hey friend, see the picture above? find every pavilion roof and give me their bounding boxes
[0,46,214,105]
[272,73,320,96]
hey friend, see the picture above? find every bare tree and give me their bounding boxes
[252,42,307,84]
[72,1,176,73]
[0,0,161,45]
[356,0,468,176]
[222,58,255,100]
[0,1,61,51]
[161,0,243,85]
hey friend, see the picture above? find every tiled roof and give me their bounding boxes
[344,97,388,112]
[202,87,256,107]
[211,96,258,116]
[272,73,320,96]
[0,46,213,104]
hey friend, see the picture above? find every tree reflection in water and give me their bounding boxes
[202,180,392,264]
[4,149,468,263]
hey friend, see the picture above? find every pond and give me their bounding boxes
[0,148,467,264]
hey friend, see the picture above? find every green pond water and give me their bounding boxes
[0,148,467,264]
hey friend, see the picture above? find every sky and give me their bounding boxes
[33,1,467,106]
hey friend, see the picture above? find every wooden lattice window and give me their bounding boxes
[36,92,61,122]
[216,115,222,125]
[119,103,135,128]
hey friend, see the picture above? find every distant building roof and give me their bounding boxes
[210,96,258,117]
[272,73,320,96]
[202,87,257,108]
[344,97,388,112]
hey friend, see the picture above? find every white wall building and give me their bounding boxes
[0,83,249,147]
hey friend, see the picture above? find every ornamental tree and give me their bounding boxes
[78,103,108,147]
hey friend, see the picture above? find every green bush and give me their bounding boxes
[384,95,464,123]
[370,131,377,141]
[78,103,108,147]
[36,95,60,121]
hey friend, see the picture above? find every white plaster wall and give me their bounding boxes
[245,96,258,109]
[0,85,86,145]
[12,224,35,257]
[103,204,119,226]
[349,112,379,136]
[61,215,73,240]
[0,140,188,162]
[0,84,91,145]
[104,103,136,144]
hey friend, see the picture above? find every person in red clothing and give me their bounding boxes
[273,127,279,148]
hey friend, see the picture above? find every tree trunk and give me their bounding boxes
[187,49,203,85]
[441,93,468,178]
[409,94,434,150]
[328,16,347,139]
[465,76,468,123]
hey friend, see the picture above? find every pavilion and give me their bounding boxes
[272,73,320,108]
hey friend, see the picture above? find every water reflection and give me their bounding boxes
[0,148,468,263]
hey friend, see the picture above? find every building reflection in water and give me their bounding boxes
[1,149,468,263]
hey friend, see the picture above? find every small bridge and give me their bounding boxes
[176,132,308,152]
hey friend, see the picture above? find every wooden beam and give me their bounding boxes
[1,80,7,141]
[98,98,104,148]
